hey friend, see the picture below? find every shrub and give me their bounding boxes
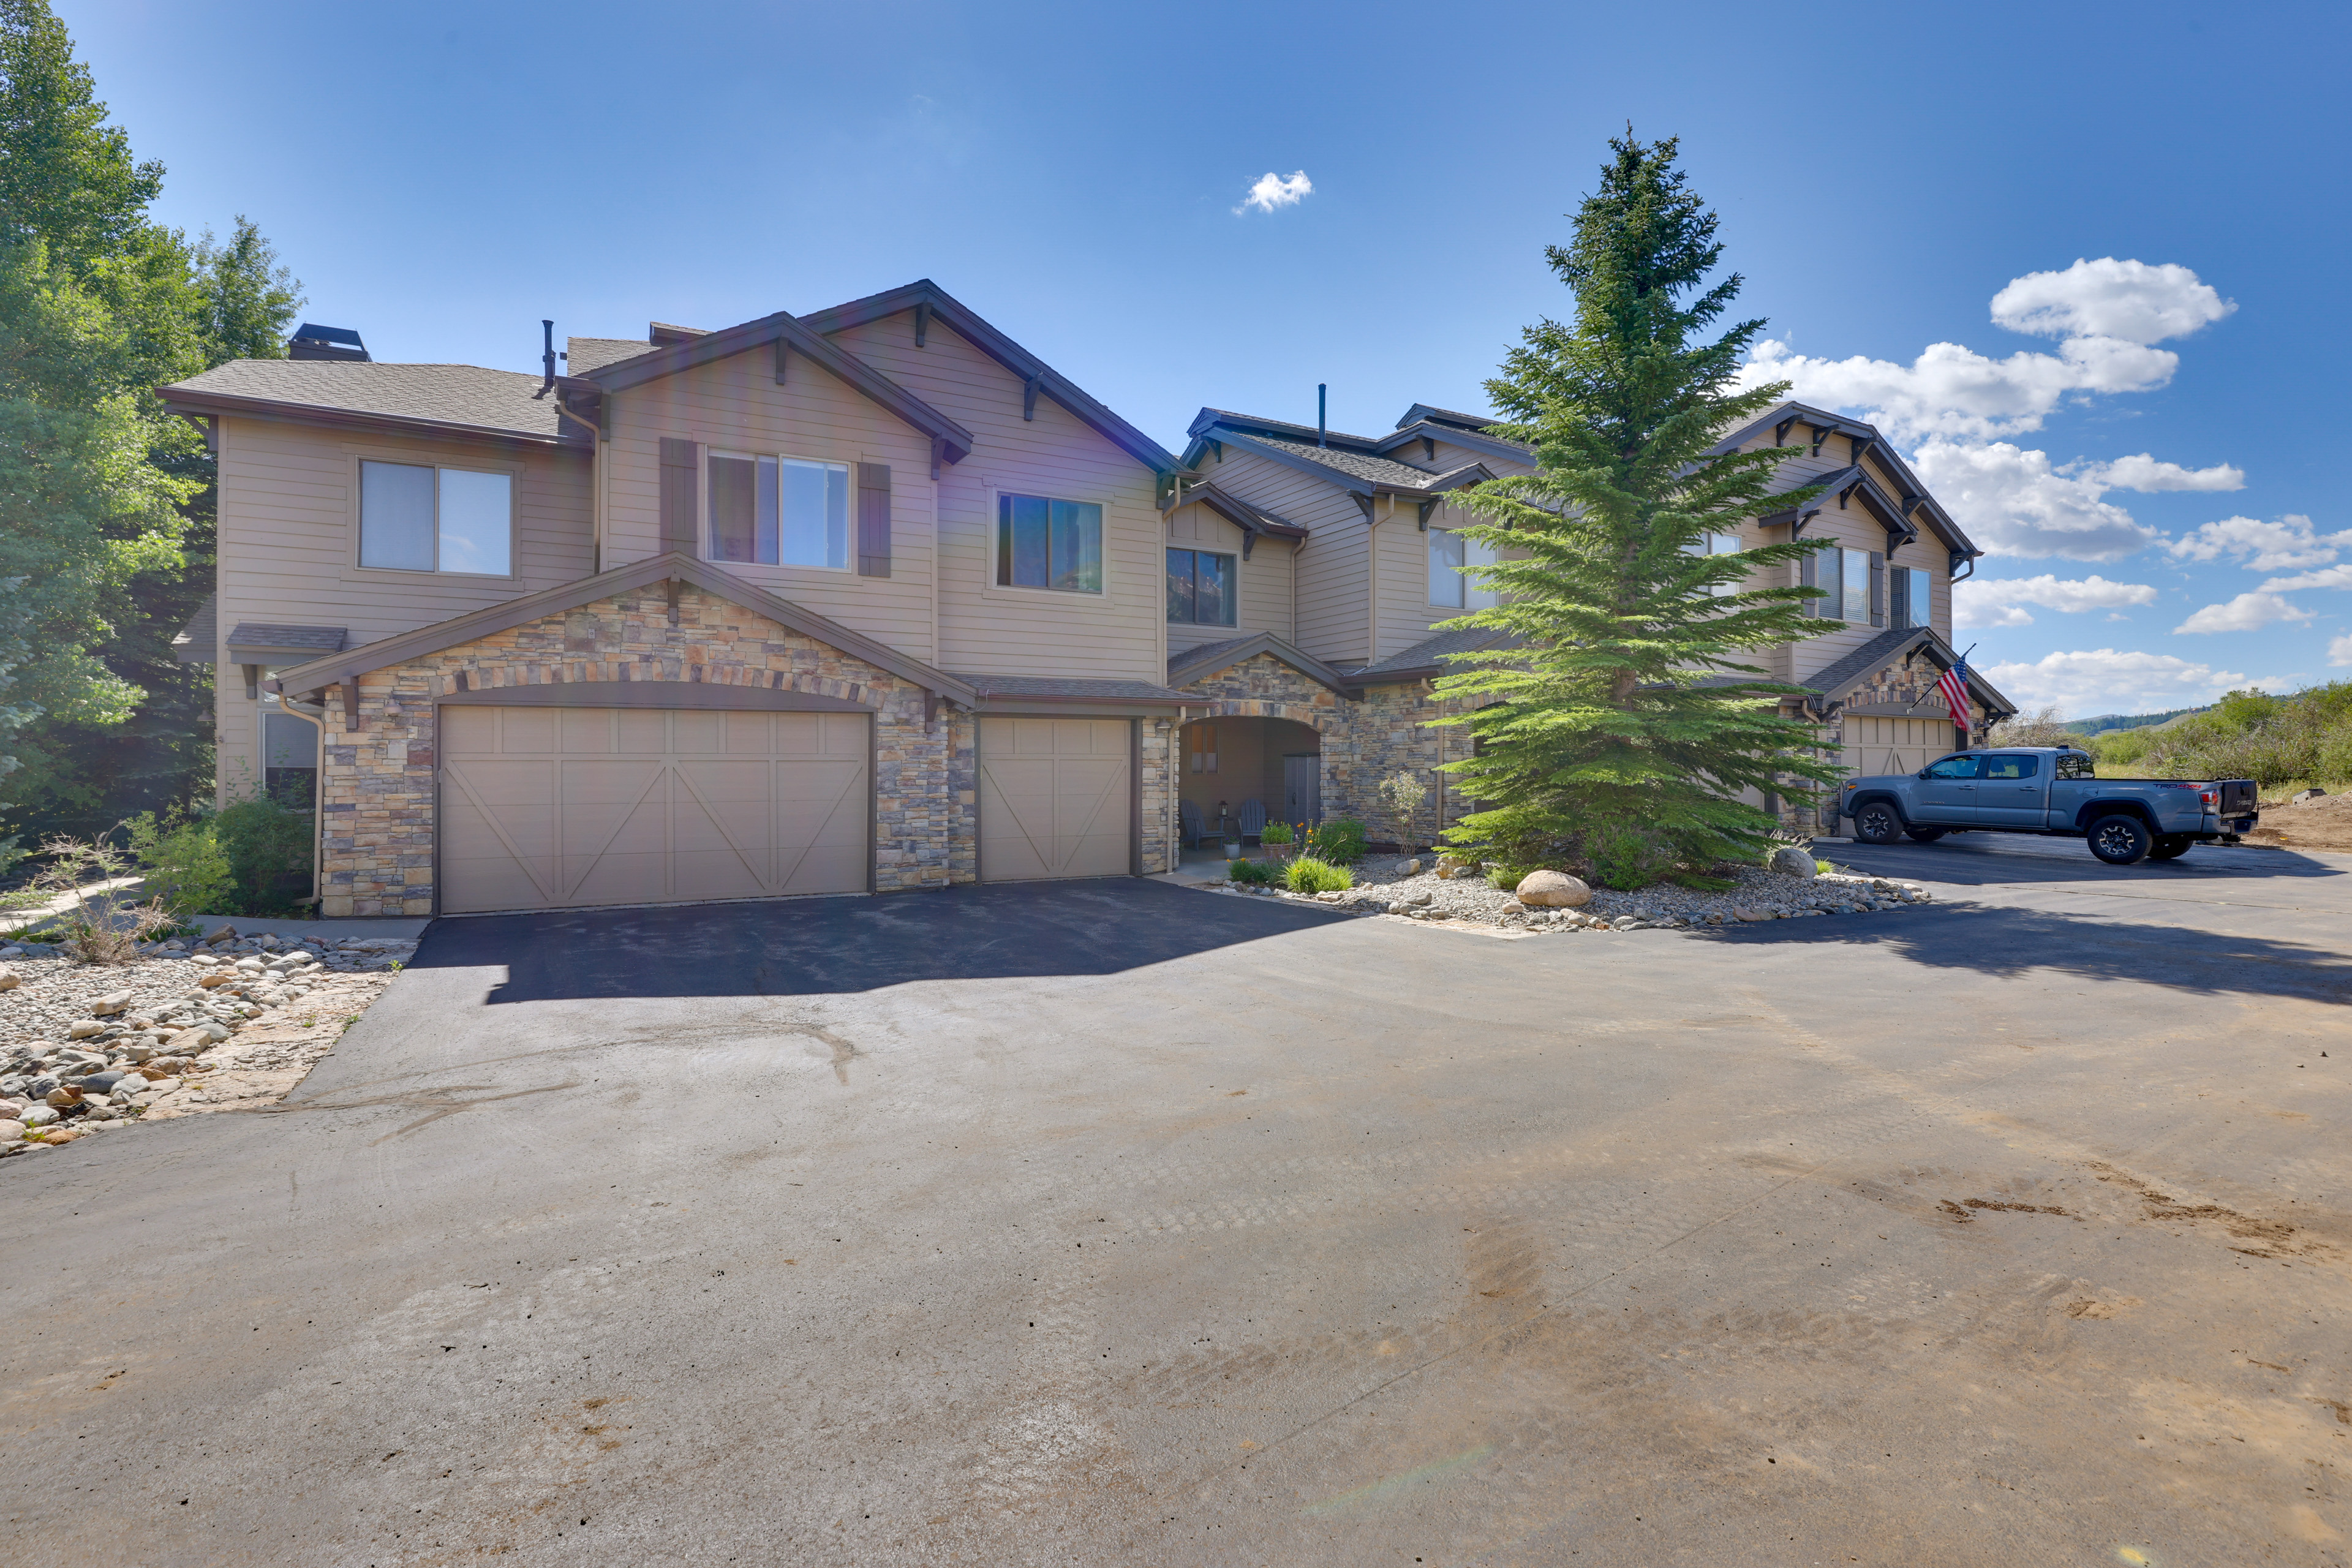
[1487,865,1526,892]
[1302,818,1368,864]
[1284,856,1354,894]
[1258,822,1294,847]
[1586,825,1671,891]
[1374,771,1430,851]
[28,837,179,964]
[1228,856,1278,886]
[211,794,315,913]
[125,807,236,915]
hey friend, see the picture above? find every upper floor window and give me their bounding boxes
[1685,530,1743,595]
[1429,529,1500,610]
[998,493,1102,594]
[1893,565,1933,629]
[358,459,511,575]
[1167,549,1235,625]
[1812,545,1872,622]
[707,451,849,568]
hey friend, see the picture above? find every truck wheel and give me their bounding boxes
[2149,835,2192,861]
[1854,803,1901,844]
[1904,827,1947,843]
[2089,815,2153,865]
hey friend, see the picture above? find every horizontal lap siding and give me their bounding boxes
[602,350,940,662]
[1166,502,1294,653]
[1377,505,1444,658]
[1199,450,1366,668]
[827,314,1166,684]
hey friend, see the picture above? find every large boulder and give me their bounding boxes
[1515,870,1593,908]
[2291,788,2328,805]
[1767,846,1817,880]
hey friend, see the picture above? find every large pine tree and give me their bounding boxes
[1433,132,1841,887]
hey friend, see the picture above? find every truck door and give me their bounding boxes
[1914,753,1983,823]
[1977,752,2046,826]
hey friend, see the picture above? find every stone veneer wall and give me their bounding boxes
[317,584,961,916]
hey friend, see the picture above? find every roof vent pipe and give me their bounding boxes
[534,319,556,399]
[1317,383,1327,448]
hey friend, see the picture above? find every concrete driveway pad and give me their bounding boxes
[2,837,2347,1565]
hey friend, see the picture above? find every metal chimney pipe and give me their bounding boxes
[1317,383,1327,447]
[535,319,556,399]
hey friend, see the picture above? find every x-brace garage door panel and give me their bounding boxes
[977,717,1131,881]
[440,706,869,914]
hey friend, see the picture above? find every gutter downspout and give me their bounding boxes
[277,688,330,907]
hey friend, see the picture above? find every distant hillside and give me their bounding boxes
[2063,706,2208,736]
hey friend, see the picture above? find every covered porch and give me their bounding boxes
[1175,714,1322,850]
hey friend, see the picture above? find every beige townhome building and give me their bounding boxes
[160,288,2011,918]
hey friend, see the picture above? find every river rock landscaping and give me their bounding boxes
[1210,854,1938,933]
[0,928,415,1158]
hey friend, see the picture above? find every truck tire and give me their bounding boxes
[1904,827,1947,843]
[2089,815,2153,865]
[1854,802,1901,844]
[2149,834,2193,861]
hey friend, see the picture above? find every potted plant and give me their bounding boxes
[1259,822,1296,861]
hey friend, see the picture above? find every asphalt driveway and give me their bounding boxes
[3,837,2348,1566]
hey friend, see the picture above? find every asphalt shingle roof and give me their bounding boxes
[565,336,653,374]
[225,622,349,652]
[1240,432,1448,489]
[952,674,1191,703]
[1344,626,1519,681]
[1798,625,1934,702]
[170,592,217,664]
[166,360,564,440]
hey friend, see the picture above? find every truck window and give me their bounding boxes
[2054,752,2095,780]
[1983,754,2040,780]
[1923,755,1981,780]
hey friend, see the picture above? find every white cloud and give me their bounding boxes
[2263,564,2352,592]
[2167,513,2352,572]
[1740,336,2176,444]
[2173,592,2312,634]
[1910,439,2161,560]
[1988,257,2236,345]
[2331,635,2352,668]
[1953,573,2158,628]
[2078,453,2244,492]
[1235,170,1313,215]
[1983,648,2247,716]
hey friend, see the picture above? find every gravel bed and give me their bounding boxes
[0,925,414,1156]
[1212,853,1940,933]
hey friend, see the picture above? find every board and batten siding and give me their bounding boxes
[1164,500,1297,654]
[1196,448,1369,668]
[209,414,594,804]
[822,312,1169,685]
[599,346,942,663]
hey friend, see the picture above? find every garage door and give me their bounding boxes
[977,717,1131,881]
[439,706,869,914]
[1842,714,1962,782]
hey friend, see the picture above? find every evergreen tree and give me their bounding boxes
[1433,132,1841,886]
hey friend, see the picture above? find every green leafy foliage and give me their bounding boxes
[1300,818,1367,865]
[123,802,232,913]
[1283,856,1354,894]
[1227,856,1278,886]
[1430,133,1842,887]
[209,792,314,913]
[2087,684,2352,787]
[1257,821,1293,846]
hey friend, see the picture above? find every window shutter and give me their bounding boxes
[658,438,698,555]
[1798,544,1817,616]
[1869,550,1886,627]
[1889,564,1908,628]
[857,462,892,578]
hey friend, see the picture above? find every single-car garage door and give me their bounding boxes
[977,717,1131,881]
[439,706,869,914]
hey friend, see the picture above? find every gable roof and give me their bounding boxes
[171,592,217,665]
[1800,625,2016,717]
[565,335,653,374]
[1166,632,1357,697]
[1371,418,1534,469]
[1394,403,1501,433]
[265,552,978,708]
[1761,462,1918,546]
[158,360,571,446]
[1167,480,1308,551]
[1195,425,1493,499]
[1713,400,1979,561]
[1342,625,1521,685]
[794,280,1185,478]
[577,309,975,466]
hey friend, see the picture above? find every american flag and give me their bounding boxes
[1937,657,1972,731]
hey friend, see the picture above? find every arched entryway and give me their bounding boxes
[1176,714,1322,843]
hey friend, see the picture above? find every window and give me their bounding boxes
[2056,751,2095,780]
[1842,549,1871,622]
[707,451,848,568]
[260,706,318,809]
[1924,754,1981,780]
[1686,530,1743,595]
[1189,723,1218,774]
[1167,549,1235,625]
[1815,546,1844,619]
[1982,753,2040,780]
[997,493,1102,593]
[1895,566,1933,629]
[1428,529,1501,609]
[358,460,512,575]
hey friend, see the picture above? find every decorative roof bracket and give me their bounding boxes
[913,302,931,347]
[1023,373,1042,421]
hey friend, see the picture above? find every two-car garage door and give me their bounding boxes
[439,706,870,914]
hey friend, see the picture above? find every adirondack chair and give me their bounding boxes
[1179,798,1209,848]
[1235,799,1267,844]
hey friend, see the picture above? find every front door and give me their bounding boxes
[1913,752,1983,824]
[1281,754,1321,829]
[1975,752,2046,826]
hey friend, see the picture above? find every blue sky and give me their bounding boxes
[69,0,2352,718]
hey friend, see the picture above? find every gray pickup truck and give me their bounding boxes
[1835,745,2259,865]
